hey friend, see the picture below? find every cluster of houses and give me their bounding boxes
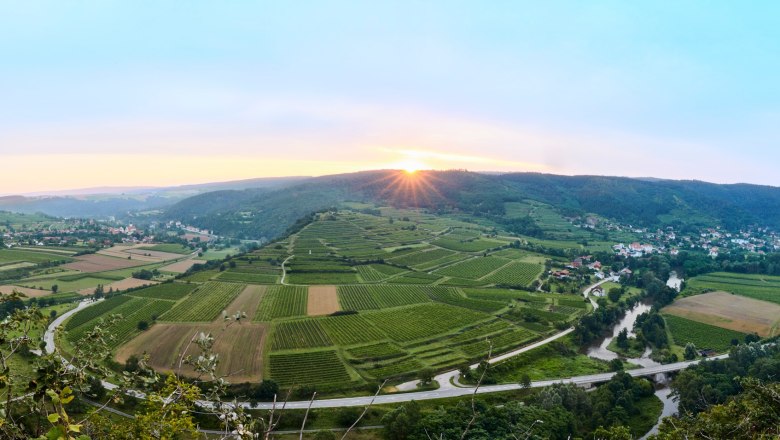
[611,225,780,259]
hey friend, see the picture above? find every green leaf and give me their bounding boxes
[47,413,60,423]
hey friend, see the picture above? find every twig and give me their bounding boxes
[299,392,317,440]
[460,343,492,440]
[341,380,387,440]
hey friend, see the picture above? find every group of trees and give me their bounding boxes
[382,372,656,439]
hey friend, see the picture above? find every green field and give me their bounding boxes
[160,281,244,322]
[0,249,73,265]
[686,272,780,305]
[663,314,748,353]
[254,285,308,320]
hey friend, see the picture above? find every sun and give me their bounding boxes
[397,159,427,174]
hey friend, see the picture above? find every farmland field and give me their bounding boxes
[481,261,543,287]
[686,272,780,305]
[663,291,780,337]
[434,256,509,279]
[268,350,353,386]
[307,285,340,315]
[116,322,268,382]
[363,303,489,342]
[0,249,72,265]
[254,286,308,320]
[81,207,599,392]
[160,282,244,322]
[663,314,749,352]
[62,254,146,272]
[127,282,196,301]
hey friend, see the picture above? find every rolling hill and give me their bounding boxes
[163,170,780,239]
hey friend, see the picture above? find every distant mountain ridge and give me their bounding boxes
[0,176,309,219]
[3,170,779,237]
[162,170,780,239]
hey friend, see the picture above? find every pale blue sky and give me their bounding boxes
[2,1,779,193]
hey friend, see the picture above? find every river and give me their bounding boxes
[666,271,683,291]
[585,300,677,438]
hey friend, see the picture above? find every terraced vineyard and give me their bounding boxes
[338,285,431,310]
[127,282,195,301]
[254,285,308,320]
[160,281,244,322]
[271,319,333,349]
[64,296,134,331]
[434,256,509,279]
[482,261,543,287]
[67,208,595,393]
[319,314,387,345]
[268,350,352,386]
[364,303,489,342]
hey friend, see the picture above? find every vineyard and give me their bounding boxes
[364,303,488,342]
[254,285,308,320]
[217,272,279,284]
[160,282,244,322]
[268,350,352,386]
[127,282,196,301]
[346,342,406,360]
[424,287,507,313]
[271,319,332,350]
[319,314,387,345]
[664,314,748,352]
[434,256,510,279]
[65,296,133,331]
[337,285,431,310]
[482,261,543,287]
[67,297,174,348]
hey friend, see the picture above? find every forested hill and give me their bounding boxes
[164,170,780,239]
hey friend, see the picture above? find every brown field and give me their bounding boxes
[160,258,203,274]
[222,285,266,321]
[0,285,52,298]
[183,233,212,242]
[663,291,780,337]
[77,277,158,296]
[124,248,185,261]
[115,322,268,382]
[307,285,340,316]
[97,245,186,263]
[62,254,146,273]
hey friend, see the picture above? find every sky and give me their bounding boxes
[2,1,780,195]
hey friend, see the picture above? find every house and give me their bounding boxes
[619,268,633,277]
[589,286,605,297]
[552,270,570,280]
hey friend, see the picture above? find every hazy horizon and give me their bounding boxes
[3,2,780,193]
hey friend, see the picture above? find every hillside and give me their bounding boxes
[164,170,780,239]
[0,176,307,219]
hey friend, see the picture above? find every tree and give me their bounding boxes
[51,284,58,293]
[608,287,622,302]
[520,373,532,388]
[684,342,697,360]
[137,320,149,331]
[419,368,434,386]
[616,328,629,350]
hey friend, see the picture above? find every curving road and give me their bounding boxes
[44,299,725,410]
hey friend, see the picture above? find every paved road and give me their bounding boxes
[46,297,726,410]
